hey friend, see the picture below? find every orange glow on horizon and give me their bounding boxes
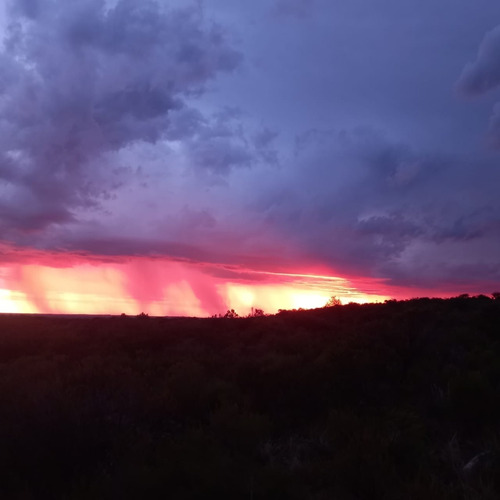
[0,289,39,314]
[0,254,458,317]
[222,282,390,315]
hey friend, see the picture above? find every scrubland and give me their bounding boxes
[1,296,499,499]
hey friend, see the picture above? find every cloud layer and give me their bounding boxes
[0,0,239,235]
[0,0,499,305]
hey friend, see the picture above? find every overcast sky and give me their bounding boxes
[1,0,500,313]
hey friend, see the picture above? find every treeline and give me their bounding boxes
[0,296,499,499]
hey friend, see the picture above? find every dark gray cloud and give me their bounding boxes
[457,25,500,97]
[456,23,500,148]
[178,109,278,175]
[249,127,500,286]
[180,109,254,175]
[0,0,239,236]
[1,0,500,297]
[158,106,279,178]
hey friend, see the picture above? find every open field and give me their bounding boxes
[1,296,500,499]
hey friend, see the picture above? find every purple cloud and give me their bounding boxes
[457,25,500,97]
[0,0,240,236]
[1,0,500,300]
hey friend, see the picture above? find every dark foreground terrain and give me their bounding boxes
[1,296,500,499]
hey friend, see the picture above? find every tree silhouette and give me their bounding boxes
[325,296,342,307]
[249,307,265,317]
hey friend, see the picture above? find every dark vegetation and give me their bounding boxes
[1,295,500,499]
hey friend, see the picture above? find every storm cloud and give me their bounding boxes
[247,126,500,286]
[1,0,500,300]
[0,0,239,235]
[456,22,500,148]
[457,25,500,97]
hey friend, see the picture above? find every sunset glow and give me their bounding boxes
[0,254,400,316]
[0,250,477,317]
[0,289,38,314]
[0,0,497,317]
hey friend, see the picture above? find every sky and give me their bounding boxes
[1,0,500,315]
